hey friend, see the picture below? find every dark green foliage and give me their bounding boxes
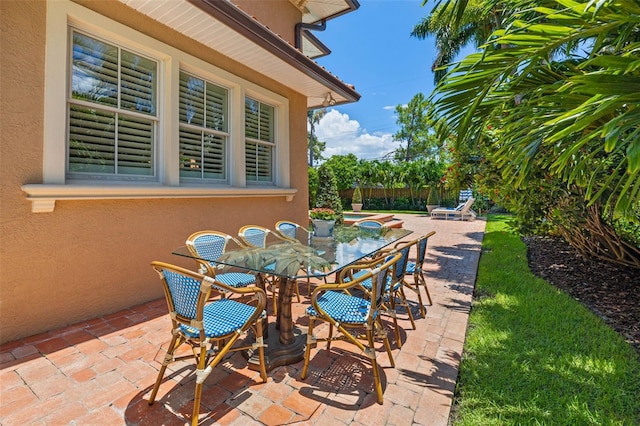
[426,0,640,267]
[323,154,359,191]
[308,166,319,209]
[427,185,439,205]
[393,93,443,161]
[315,164,343,223]
[351,186,362,204]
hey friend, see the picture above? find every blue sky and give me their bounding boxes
[313,0,437,161]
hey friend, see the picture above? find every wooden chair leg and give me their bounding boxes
[377,316,395,367]
[327,322,334,351]
[419,273,433,306]
[254,317,268,382]
[149,333,181,405]
[399,287,417,330]
[387,298,402,348]
[301,316,316,379]
[294,281,301,303]
[366,329,384,404]
[408,279,427,317]
[191,346,208,426]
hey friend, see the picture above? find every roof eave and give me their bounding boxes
[187,0,360,107]
[304,0,360,25]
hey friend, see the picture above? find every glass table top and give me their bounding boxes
[172,226,413,279]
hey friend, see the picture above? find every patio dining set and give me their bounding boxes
[154,219,436,426]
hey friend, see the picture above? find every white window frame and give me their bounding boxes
[22,0,294,213]
[68,29,160,181]
[244,95,277,185]
[178,70,230,184]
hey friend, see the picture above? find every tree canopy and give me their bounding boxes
[424,0,640,267]
[393,93,442,161]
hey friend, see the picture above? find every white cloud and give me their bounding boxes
[314,109,400,160]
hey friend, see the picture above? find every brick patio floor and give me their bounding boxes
[0,214,486,425]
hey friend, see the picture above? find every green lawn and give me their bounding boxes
[454,215,640,425]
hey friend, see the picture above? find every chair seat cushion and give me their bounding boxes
[180,298,257,338]
[405,262,417,274]
[306,291,370,324]
[216,272,256,288]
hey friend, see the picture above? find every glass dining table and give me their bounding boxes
[172,225,413,371]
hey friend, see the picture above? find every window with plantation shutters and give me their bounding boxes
[179,72,228,181]
[245,97,274,183]
[30,9,296,212]
[68,31,157,178]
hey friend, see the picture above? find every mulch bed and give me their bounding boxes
[524,236,640,354]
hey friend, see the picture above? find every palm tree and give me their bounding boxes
[412,0,500,83]
[430,0,640,266]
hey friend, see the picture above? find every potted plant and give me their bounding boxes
[351,186,363,212]
[309,207,338,237]
[426,185,440,213]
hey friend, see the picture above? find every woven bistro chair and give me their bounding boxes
[149,261,267,426]
[301,252,403,404]
[274,220,328,293]
[238,225,301,311]
[274,220,312,243]
[405,231,437,306]
[186,231,257,294]
[341,239,417,349]
[237,224,276,248]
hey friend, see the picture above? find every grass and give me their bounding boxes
[454,215,640,425]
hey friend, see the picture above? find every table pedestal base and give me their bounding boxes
[244,322,306,371]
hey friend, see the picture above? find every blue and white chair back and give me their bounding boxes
[392,244,411,282]
[160,265,208,322]
[301,252,402,404]
[370,260,393,310]
[238,225,271,248]
[188,232,229,262]
[416,235,428,270]
[186,231,257,289]
[405,231,436,308]
[149,261,267,424]
[274,220,311,242]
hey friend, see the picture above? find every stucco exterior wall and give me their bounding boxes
[0,0,310,343]
[233,0,301,45]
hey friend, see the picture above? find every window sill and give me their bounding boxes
[21,184,298,213]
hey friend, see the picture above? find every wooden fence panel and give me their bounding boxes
[339,187,457,203]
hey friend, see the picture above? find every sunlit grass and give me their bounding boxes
[454,215,640,425]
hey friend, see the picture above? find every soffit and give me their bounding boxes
[301,29,330,59]
[116,0,359,108]
[291,0,359,24]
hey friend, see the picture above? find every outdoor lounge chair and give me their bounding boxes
[431,197,477,221]
[149,261,267,426]
[301,252,403,404]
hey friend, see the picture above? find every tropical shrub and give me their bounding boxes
[315,164,343,223]
[308,166,318,209]
[352,186,362,204]
[428,0,640,268]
